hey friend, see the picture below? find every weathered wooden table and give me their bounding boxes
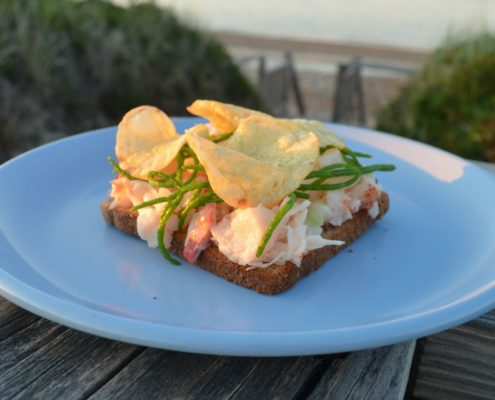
[1,162,494,400]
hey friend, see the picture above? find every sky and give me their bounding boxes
[115,0,495,49]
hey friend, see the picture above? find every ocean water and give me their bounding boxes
[117,0,495,50]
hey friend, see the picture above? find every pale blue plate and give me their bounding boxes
[1,118,495,356]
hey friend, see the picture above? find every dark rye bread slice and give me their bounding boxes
[101,192,389,295]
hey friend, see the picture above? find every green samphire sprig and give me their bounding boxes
[255,146,395,257]
[108,145,220,265]
[109,144,395,262]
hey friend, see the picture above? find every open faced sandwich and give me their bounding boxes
[101,100,395,294]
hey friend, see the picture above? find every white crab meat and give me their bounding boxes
[109,177,177,248]
[211,199,343,268]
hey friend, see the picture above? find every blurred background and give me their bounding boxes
[1,0,494,163]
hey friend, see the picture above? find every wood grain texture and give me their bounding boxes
[0,298,40,340]
[89,347,413,400]
[0,299,142,400]
[198,356,322,399]
[309,341,415,400]
[88,349,224,400]
[411,310,495,400]
[0,295,415,400]
[0,318,66,375]
[89,350,323,400]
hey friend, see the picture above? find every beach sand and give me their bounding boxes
[216,31,429,127]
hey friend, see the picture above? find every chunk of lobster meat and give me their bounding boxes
[346,174,380,210]
[183,203,217,264]
[360,184,380,210]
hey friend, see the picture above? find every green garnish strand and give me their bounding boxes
[177,190,223,231]
[320,145,371,158]
[211,132,233,143]
[147,171,180,188]
[341,147,372,159]
[175,151,184,183]
[157,193,184,265]
[132,182,209,212]
[307,164,394,180]
[314,176,330,185]
[180,181,210,192]
[298,175,361,191]
[306,167,361,180]
[343,150,361,166]
[304,163,395,186]
[107,157,146,181]
[183,154,201,185]
[131,195,177,211]
[360,164,396,173]
[317,163,350,171]
[319,146,372,167]
[294,191,310,199]
[344,153,360,167]
[256,194,297,257]
[319,145,338,155]
[182,164,205,172]
[177,189,202,231]
[180,145,196,158]
[183,166,198,185]
[107,148,217,266]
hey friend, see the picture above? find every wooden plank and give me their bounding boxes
[0,298,40,340]
[0,318,66,375]
[413,367,495,400]
[411,315,495,400]
[90,350,322,399]
[0,327,141,399]
[308,341,415,400]
[192,356,322,399]
[88,349,224,399]
[475,308,495,325]
[182,357,267,399]
[90,343,415,400]
[0,307,416,400]
[0,280,416,400]
[422,338,495,374]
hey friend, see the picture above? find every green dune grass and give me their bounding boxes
[376,32,495,162]
[0,0,263,161]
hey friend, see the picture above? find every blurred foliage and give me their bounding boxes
[376,32,495,161]
[0,0,263,161]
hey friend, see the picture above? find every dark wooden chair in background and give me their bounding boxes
[239,53,414,127]
[332,57,366,126]
[238,52,305,117]
[238,53,366,124]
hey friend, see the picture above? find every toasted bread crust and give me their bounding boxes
[101,193,389,294]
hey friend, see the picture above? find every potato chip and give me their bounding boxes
[186,130,286,208]
[185,115,319,208]
[187,100,269,134]
[290,119,346,149]
[116,106,185,178]
[223,115,319,182]
[123,136,186,178]
[185,123,210,139]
